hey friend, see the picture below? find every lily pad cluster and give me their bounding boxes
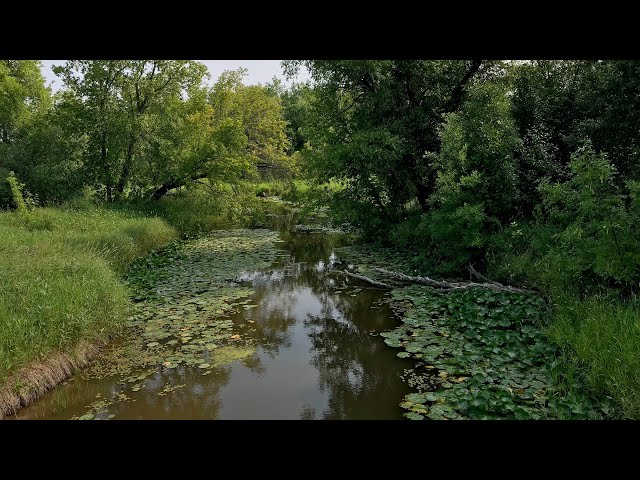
[74,229,281,418]
[384,286,617,420]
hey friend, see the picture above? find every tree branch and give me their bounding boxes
[374,267,535,294]
[447,60,483,112]
[330,270,392,288]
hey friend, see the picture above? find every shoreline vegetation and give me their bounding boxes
[0,186,295,418]
[2,59,640,419]
[0,203,178,416]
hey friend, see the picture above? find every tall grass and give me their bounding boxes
[0,181,295,389]
[487,227,640,418]
[548,294,640,418]
[0,203,178,381]
[252,179,311,203]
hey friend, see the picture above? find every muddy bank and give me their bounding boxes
[0,340,103,418]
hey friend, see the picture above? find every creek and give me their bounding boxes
[14,217,412,420]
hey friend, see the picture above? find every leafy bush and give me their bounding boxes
[390,83,521,274]
[538,145,640,295]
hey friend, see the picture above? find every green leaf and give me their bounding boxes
[405,412,424,420]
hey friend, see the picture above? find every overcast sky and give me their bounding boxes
[39,60,310,92]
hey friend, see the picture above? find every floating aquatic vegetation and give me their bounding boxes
[384,286,617,420]
[72,229,280,419]
[336,243,617,420]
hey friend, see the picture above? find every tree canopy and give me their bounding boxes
[1,61,294,205]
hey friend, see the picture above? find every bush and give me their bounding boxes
[539,145,640,296]
[390,83,521,275]
[486,145,640,417]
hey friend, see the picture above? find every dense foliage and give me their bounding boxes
[284,60,640,416]
[3,59,640,417]
[0,61,297,206]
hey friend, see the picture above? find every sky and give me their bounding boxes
[39,60,310,92]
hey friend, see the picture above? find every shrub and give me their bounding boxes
[538,145,640,295]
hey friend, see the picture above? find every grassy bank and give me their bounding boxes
[544,295,640,417]
[0,203,178,414]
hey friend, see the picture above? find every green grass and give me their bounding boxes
[0,203,178,380]
[0,181,292,382]
[487,230,640,418]
[547,294,640,418]
[253,179,311,203]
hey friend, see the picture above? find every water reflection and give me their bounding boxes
[223,230,412,419]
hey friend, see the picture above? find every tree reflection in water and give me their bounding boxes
[231,230,412,419]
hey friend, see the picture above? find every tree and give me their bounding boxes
[267,78,314,154]
[283,60,502,229]
[0,61,51,206]
[509,60,640,215]
[209,69,290,175]
[147,87,249,199]
[54,60,208,200]
[424,82,521,272]
[0,60,49,143]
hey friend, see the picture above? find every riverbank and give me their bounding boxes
[13,224,414,419]
[0,203,178,416]
[0,185,297,418]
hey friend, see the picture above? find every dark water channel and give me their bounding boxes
[14,221,412,420]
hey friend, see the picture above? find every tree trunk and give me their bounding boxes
[116,137,135,197]
[151,180,180,200]
[415,183,430,212]
[151,173,209,200]
[105,182,114,202]
[447,60,483,112]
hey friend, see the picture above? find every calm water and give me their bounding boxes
[13,223,412,420]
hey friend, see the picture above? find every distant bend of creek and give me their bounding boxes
[13,212,412,420]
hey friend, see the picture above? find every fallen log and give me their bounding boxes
[373,267,534,294]
[330,269,392,289]
[466,265,536,294]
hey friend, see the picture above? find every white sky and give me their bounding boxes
[39,60,309,92]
